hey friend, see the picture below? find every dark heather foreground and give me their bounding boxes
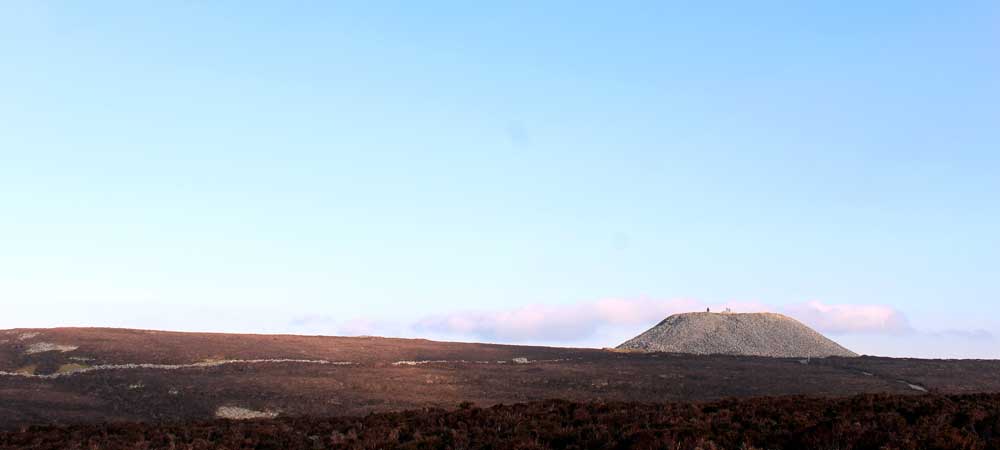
[3,328,1000,432]
[4,394,1000,450]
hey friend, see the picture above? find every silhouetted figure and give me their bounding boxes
[706,307,710,313]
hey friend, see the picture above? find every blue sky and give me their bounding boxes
[2,2,998,357]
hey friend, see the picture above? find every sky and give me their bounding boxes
[2,2,998,358]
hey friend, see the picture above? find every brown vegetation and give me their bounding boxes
[3,393,1000,449]
[3,328,1000,432]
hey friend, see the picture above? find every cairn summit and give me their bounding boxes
[617,312,857,358]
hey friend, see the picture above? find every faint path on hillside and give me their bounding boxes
[815,358,931,393]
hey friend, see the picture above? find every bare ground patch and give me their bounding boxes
[23,343,78,355]
[215,406,279,420]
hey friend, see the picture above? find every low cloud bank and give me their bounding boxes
[413,299,913,344]
[414,299,702,342]
[784,301,911,334]
[283,298,993,358]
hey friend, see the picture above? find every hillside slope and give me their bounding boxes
[2,327,999,429]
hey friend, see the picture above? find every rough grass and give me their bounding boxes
[3,393,1000,449]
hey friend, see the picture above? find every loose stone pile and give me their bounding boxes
[617,312,857,358]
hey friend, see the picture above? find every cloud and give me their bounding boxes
[415,298,702,343]
[285,299,987,358]
[783,301,911,334]
[288,315,401,337]
[414,298,913,343]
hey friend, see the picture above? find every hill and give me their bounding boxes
[2,327,999,429]
[617,312,857,358]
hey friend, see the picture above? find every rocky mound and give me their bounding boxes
[617,312,857,358]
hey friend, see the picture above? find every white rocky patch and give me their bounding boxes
[392,360,451,366]
[215,406,279,420]
[18,332,40,341]
[391,358,568,366]
[24,343,78,355]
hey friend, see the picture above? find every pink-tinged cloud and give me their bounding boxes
[415,299,912,342]
[784,301,911,334]
[415,299,703,342]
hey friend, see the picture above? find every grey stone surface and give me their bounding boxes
[617,312,857,358]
